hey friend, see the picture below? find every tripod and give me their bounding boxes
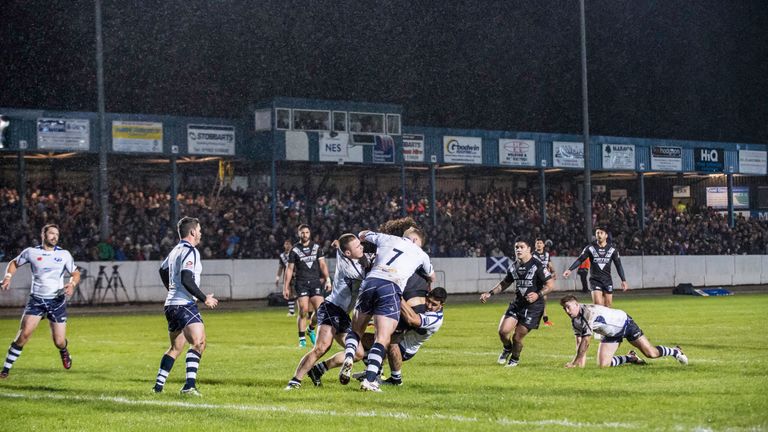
[90,265,131,304]
[70,268,91,305]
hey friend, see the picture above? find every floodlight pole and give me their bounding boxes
[727,173,734,227]
[401,161,407,217]
[17,151,27,226]
[539,168,547,225]
[170,154,178,225]
[95,0,110,241]
[579,0,593,241]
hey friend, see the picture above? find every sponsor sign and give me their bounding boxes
[694,147,724,172]
[651,146,682,171]
[601,144,635,170]
[553,141,584,168]
[402,134,425,162]
[739,150,767,175]
[706,186,749,209]
[672,185,691,198]
[443,136,482,164]
[36,118,90,150]
[112,121,163,153]
[499,139,535,166]
[372,135,395,164]
[319,132,362,163]
[187,124,235,155]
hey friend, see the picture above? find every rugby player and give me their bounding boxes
[284,233,367,390]
[381,287,446,386]
[276,239,296,316]
[532,237,555,326]
[0,224,80,378]
[480,237,555,367]
[152,217,219,396]
[283,224,331,348]
[563,227,628,307]
[340,226,435,391]
[560,295,688,367]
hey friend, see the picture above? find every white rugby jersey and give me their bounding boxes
[364,232,433,292]
[161,240,203,306]
[325,249,366,312]
[570,304,629,338]
[400,310,443,357]
[14,246,76,299]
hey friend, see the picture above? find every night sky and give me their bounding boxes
[2,0,766,144]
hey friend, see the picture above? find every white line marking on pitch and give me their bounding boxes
[0,391,636,429]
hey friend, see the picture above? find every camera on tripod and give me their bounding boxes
[89,264,130,304]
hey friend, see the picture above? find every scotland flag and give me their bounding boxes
[486,256,511,274]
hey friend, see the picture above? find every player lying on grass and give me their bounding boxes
[559,295,688,368]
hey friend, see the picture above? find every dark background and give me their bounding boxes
[1,0,766,143]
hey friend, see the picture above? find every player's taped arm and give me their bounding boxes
[539,277,556,297]
[158,267,170,290]
[487,278,513,296]
[181,270,208,302]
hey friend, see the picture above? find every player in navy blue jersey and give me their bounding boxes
[152,217,219,396]
[283,224,331,348]
[480,238,555,367]
[563,227,628,307]
[1,224,80,378]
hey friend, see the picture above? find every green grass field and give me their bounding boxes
[0,293,766,431]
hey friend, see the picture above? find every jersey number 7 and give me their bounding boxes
[386,248,404,265]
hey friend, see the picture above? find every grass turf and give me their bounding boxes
[0,293,766,431]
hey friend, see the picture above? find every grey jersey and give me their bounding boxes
[14,246,76,299]
[325,249,366,312]
[161,240,202,306]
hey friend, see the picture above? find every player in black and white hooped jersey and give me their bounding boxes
[563,227,628,307]
[283,224,332,348]
[285,233,368,390]
[1,224,80,378]
[560,295,688,368]
[480,237,555,368]
[152,217,219,396]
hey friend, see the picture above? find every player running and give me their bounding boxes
[0,224,80,378]
[283,224,331,347]
[480,237,555,367]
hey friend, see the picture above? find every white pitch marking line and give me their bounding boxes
[0,391,637,428]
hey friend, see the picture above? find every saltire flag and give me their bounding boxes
[486,256,510,274]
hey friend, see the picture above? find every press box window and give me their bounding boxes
[386,114,401,135]
[349,112,384,134]
[293,110,330,131]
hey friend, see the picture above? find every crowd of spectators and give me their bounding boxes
[1,182,766,263]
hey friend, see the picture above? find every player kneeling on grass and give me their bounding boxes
[152,217,219,396]
[560,295,688,368]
